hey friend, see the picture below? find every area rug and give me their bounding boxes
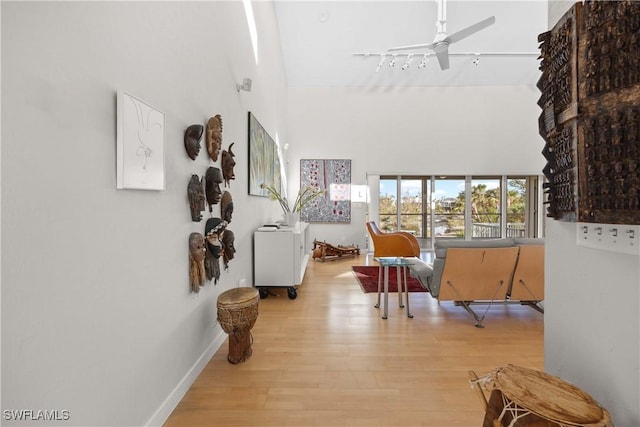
[352,266,427,293]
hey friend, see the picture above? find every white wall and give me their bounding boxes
[543,3,640,426]
[286,86,545,249]
[545,221,639,425]
[1,2,288,426]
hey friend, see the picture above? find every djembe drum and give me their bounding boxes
[470,365,613,427]
[216,287,259,364]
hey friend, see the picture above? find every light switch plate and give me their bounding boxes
[576,222,640,255]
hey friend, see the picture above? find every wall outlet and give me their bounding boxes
[576,222,640,255]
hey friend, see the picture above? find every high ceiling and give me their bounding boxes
[274,0,549,87]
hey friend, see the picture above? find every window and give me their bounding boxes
[471,177,501,238]
[379,179,398,232]
[507,178,527,238]
[434,177,465,239]
[379,175,541,248]
[400,179,424,237]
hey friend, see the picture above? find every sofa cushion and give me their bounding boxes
[407,259,433,292]
[429,258,446,297]
[514,238,545,246]
[434,238,516,259]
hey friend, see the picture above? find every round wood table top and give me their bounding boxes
[217,287,259,308]
[492,365,612,426]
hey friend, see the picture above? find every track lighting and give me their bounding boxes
[375,54,386,72]
[353,51,539,73]
[418,54,429,69]
[401,54,414,70]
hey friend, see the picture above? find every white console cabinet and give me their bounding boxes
[253,222,310,299]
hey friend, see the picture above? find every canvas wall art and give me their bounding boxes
[248,112,282,197]
[116,91,165,190]
[300,159,351,223]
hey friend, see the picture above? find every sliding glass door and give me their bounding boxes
[471,177,501,238]
[507,178,526,238]
[433,177,465,240]
[400,178,425,237]
[378,175,541,249]
[507,176,538,238]
[379,178,398,231]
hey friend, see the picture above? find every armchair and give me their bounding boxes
[365,221,420,257]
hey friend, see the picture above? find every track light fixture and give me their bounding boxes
[401,54,414,70]
[375,54,386,72]
[417,54,429,69]
[353,51,538,73]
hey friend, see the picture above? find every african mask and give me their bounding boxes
[188,232,206,293]
[221,191,234,224]
[222,229,235,270]
[184,124,204,160]
[187,175,205,222]
[204,217,227,284]
[221,142,236,187]
[206,115,223,162]
[205,167,223,212]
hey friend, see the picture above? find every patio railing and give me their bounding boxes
[473,223,525,238]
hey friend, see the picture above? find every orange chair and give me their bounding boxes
[366,222,421,314]
[366,221,420,258]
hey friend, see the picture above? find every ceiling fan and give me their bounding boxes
[387,0,495,70]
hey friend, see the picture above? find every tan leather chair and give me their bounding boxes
[509,243,544,312]
[366,221,420,258]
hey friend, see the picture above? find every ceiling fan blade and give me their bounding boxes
[435,47,450,70]
[445,16,495,44]
[387,42,436,52]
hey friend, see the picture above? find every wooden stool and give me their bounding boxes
[217,287,259,364]
[470,365,613,427]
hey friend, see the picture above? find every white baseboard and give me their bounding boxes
[145,331,227,427]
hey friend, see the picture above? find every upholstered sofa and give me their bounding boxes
[409,238,544,327]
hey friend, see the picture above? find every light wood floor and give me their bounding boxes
[164,254,543,427]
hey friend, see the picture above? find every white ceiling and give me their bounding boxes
[274,0,549,87]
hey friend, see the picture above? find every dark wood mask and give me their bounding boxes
[221,142,236,187]
[221,191,234,223]
[205,167,223,212]
[187,175,205,221]
[184,124,204,160]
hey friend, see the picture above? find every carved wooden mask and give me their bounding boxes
[187,174,205,221]
[188,232,206,293]
[204,217,227,284]
[221,191,234,224]
[184,124,204,160]
[222,229,235,270]
[205,167,223,212]
[221,142,236,187]
[206,115,223,162]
